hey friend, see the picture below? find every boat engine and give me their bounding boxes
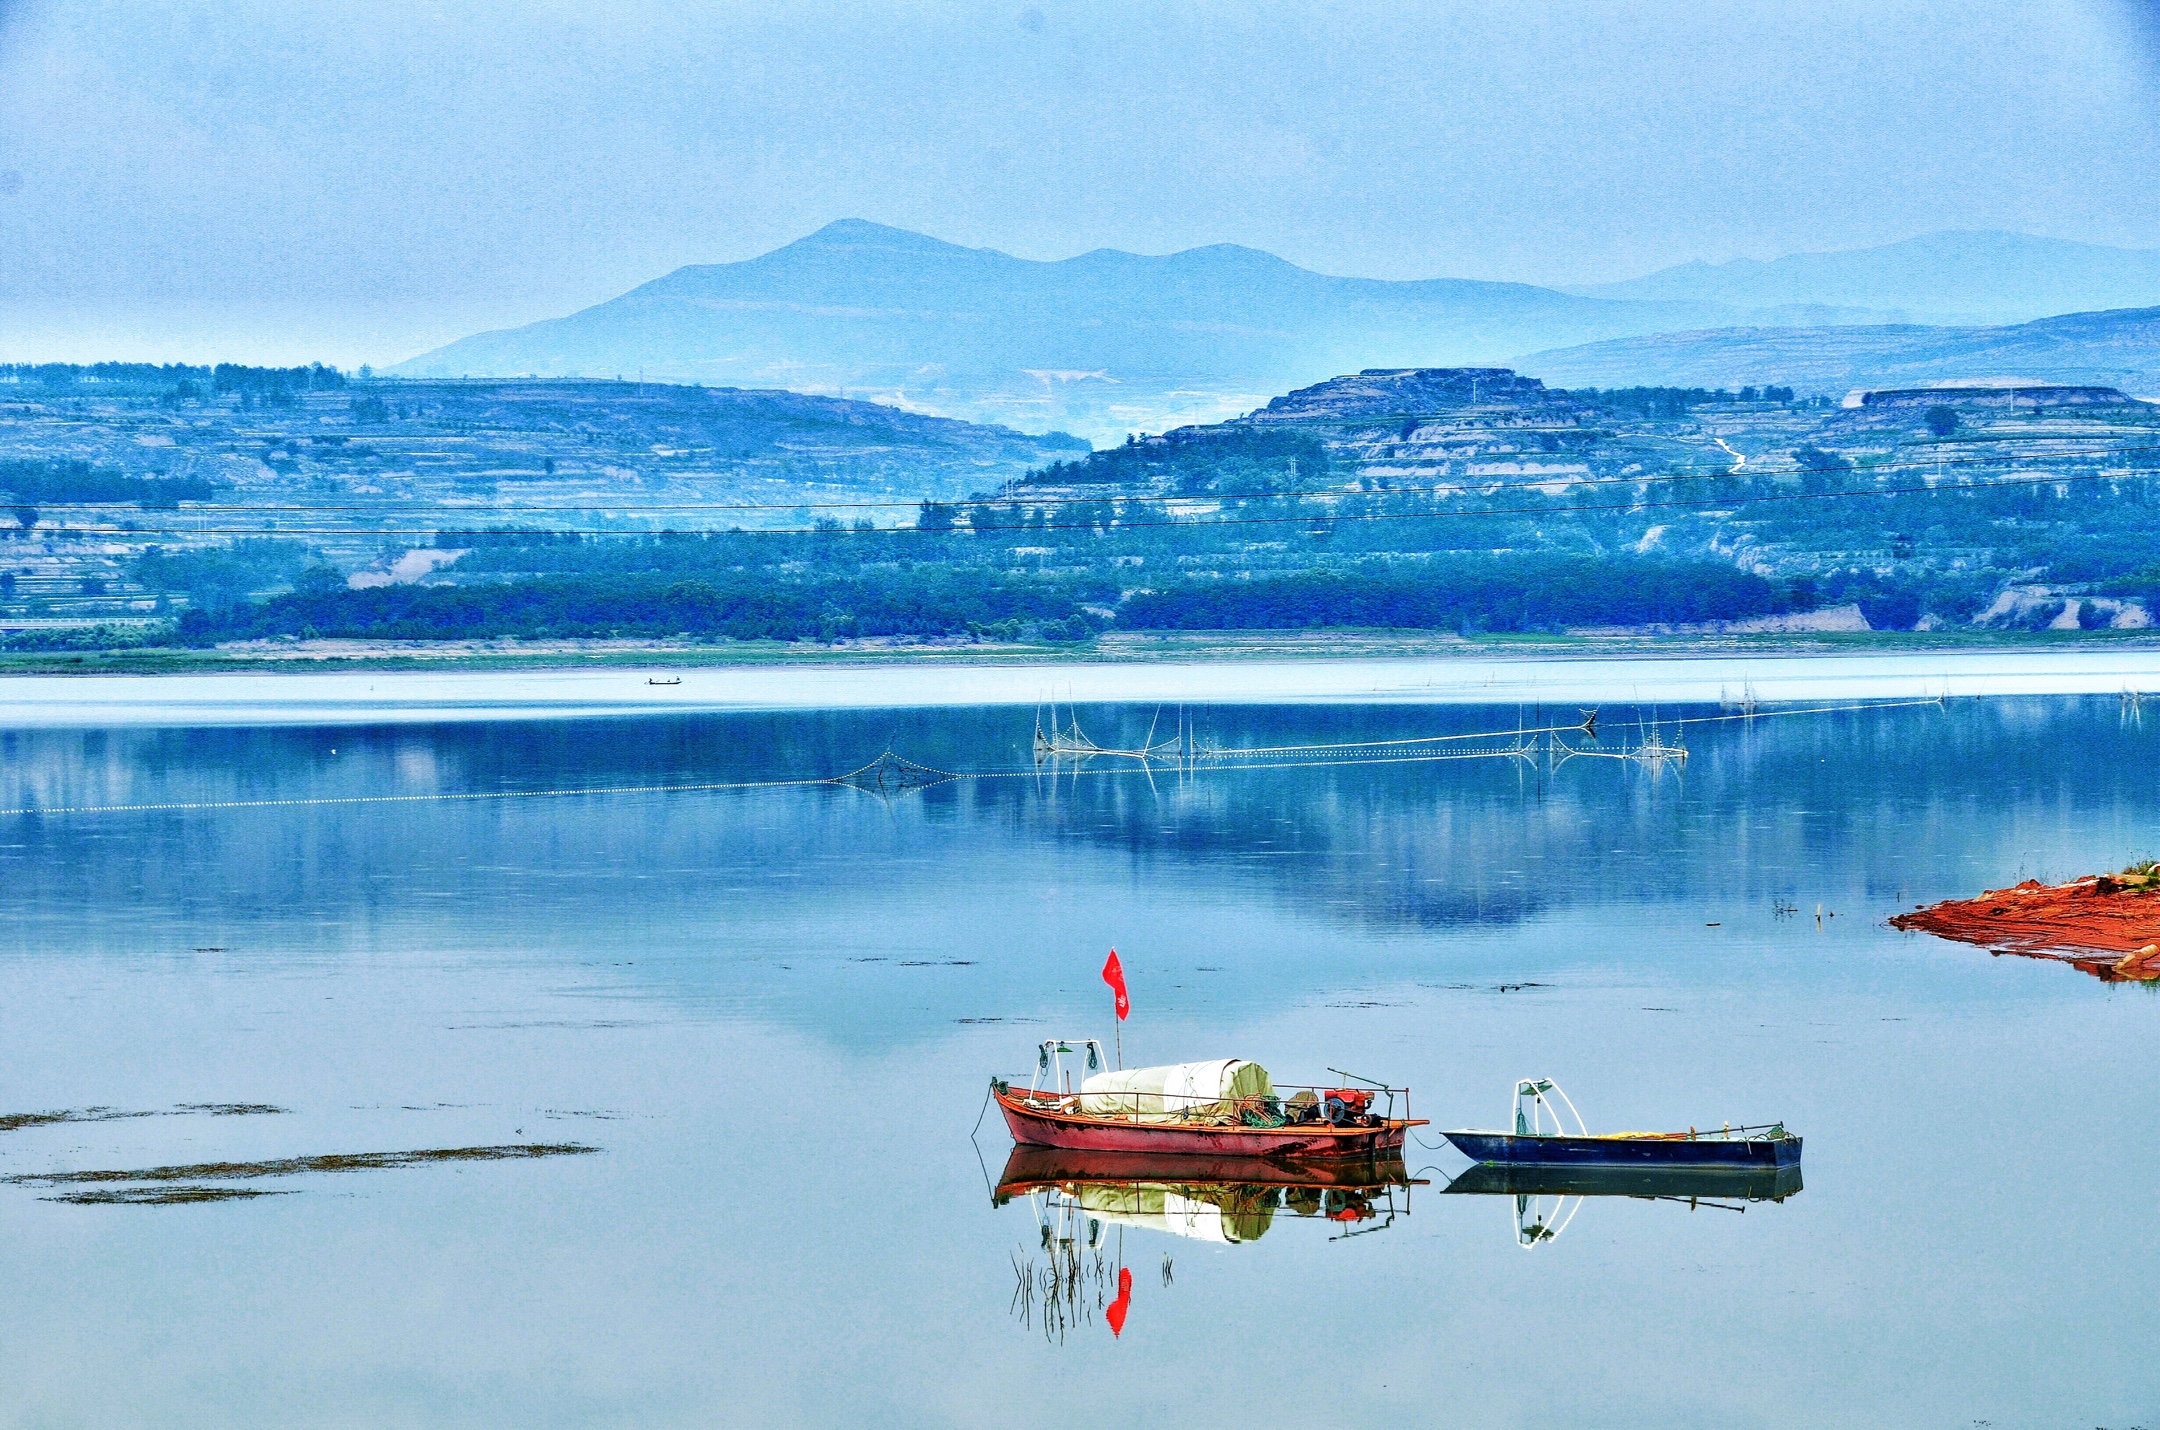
[1321,1088,1373,1126]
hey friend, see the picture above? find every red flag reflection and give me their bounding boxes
[1106,1266,1133,1337]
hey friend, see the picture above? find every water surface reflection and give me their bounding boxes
[2,694,2156,1427]
[1442,1162,1806,1249]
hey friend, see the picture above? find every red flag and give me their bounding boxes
[1106,1266,1133,1337]
[1102,949,1129,1021]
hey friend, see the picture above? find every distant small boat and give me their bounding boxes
[647,677,681,686]
[995,1040,1425,1161]
[1442,1078,1801,1170]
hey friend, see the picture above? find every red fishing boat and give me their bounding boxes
[993,1038,1425,1161]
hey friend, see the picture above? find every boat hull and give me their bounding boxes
[1443,1130,1801,1169]
[998,1090,1415,1159]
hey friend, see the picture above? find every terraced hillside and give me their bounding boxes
[7,364,2160,649]
[988,368,2160,633]
[0,368,1082,629]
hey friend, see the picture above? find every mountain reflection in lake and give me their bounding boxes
[1,693,2156,1427]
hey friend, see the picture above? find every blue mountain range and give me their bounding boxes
[397,221,2160,437]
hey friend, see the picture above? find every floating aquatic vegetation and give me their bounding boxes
[173,1103,286,1117]
[0,1108,151,1133]
[1,1104,286,1133]
[44,1186,293,1206]
[1010,1243,1119,1344]
[8,1143,597,1191]
[444,1019,645,1030]
[1418,981,1554,993]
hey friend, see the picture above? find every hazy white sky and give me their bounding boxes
[1,0,2156,365]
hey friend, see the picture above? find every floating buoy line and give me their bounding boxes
[0,693,1968,819]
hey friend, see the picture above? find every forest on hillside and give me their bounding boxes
[4,370,2159,649]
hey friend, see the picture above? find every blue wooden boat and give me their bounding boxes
[1442,1078,1801,1171]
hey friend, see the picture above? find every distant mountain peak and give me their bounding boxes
[1164,241,1303,267]
[807,218,908,239]
[772,218,996,260]
[781,224,1309,276]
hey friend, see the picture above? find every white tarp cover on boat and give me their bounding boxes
[1077,1059,1273,1121]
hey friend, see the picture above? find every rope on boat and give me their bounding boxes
[967,1081,1000,1205]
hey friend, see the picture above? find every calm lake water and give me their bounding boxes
[2,684,2155,1428]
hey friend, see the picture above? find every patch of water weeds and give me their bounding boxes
[444,1020,646,1030]
[9,1143,597,1200]
[45,1186,296,1206]
[1,1103,287,1133]
[175,1103,286,1116]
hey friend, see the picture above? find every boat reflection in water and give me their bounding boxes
[997,1146,1421,1245]
[1444,1160,1806,1248]
[994,1148,1423,1341]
